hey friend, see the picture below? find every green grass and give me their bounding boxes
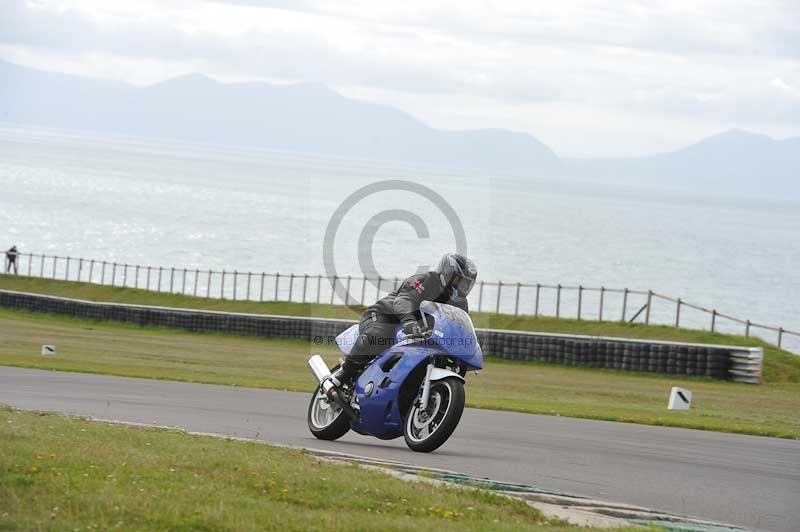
[0,275,363,320]
[2,274,799,384]
[1,308,798,439]
[0,407,588,531]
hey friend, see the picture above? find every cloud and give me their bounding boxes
[1,0,798,155]
[771,77,800,98]
[1,0,570,101]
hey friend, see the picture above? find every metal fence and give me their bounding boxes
[5,251,799,352]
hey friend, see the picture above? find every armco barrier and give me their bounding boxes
[0,289,762,383]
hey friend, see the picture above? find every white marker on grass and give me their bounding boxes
[41,345,57,356]
[668,387,692,410]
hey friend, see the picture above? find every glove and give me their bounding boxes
[402,320,422,337]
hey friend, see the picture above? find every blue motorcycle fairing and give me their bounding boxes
[350,346,443,439]
[344,302,483,440]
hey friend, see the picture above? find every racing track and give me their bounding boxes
[0,366,797,531]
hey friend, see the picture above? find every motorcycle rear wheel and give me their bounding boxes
[307,386,351,441]
[403,377,465,453]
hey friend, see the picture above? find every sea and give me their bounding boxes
[1,124,798,353]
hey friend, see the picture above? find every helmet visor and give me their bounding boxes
[453,274,475,297]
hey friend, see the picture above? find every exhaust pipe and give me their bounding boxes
[307,355,357,420]
[308,355,333,387]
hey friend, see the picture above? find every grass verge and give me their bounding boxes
[0,407,586,531]
[1,308,798,439]
[2,275,798,384]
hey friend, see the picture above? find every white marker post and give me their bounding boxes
[41,345,57,356]
[668,387,692,410]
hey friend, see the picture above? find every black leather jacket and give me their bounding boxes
[370,271,469,324]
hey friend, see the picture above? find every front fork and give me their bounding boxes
[419,362,434,410]
[415,358,466,413]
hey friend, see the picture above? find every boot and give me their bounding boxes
[329,358,361,389]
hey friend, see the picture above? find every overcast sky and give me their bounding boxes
[1,0,798,157]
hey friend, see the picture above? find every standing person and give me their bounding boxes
[5,245,19,274]
[329,252,478,390]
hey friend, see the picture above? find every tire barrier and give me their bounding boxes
[476,328,761,383]
[0,289,762,383]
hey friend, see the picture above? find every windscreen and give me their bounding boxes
[420,301,483,369]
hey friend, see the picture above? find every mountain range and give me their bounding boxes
[1,59,797,199]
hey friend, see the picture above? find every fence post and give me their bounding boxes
[157,266,163,292]
[514,282,521,316]
[40,254,46,277]
[193,269,199,297]
[233,270,238,301]
[65,256,71,281]
[376,276,381,302]
[645,290,652,324]
[134,265,140,288]
[182,268,187,295]
[745,320,750,337]
[359,276,365,305]
[206,270,212,298]
[599,286,605,321]
[577,285,583,320]
[331,275,339,304]
[622,288,628,321]
[675,298,682,327]
[274,273,280,301]
[146,266,151,290]
[556,284,561,318]
[52,256,58,279]
[246,272,252,301]
[495,281,502,314]
[345,276,352,306]
[711,310,717,332]
[169,267,175,294]
[111,262,117,286]
[535,283,540,317]
[302,274,309,303]
[78,258,84,282]
[220,270,226,299]
[477,281,484,312]
[778,328,784,348]
[259,272,265,302]
[288,273,294,302]
[123,263,129,287]
[318,275,324,304]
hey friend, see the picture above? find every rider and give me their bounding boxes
[330,252,478,389]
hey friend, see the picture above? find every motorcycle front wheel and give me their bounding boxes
[404,377,465,453]
[307,386,351,441]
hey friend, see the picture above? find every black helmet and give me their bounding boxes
[436,252,477,301]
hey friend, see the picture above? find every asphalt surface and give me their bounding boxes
[1,366,797,531]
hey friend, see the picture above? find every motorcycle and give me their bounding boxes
[307,301,483,452]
